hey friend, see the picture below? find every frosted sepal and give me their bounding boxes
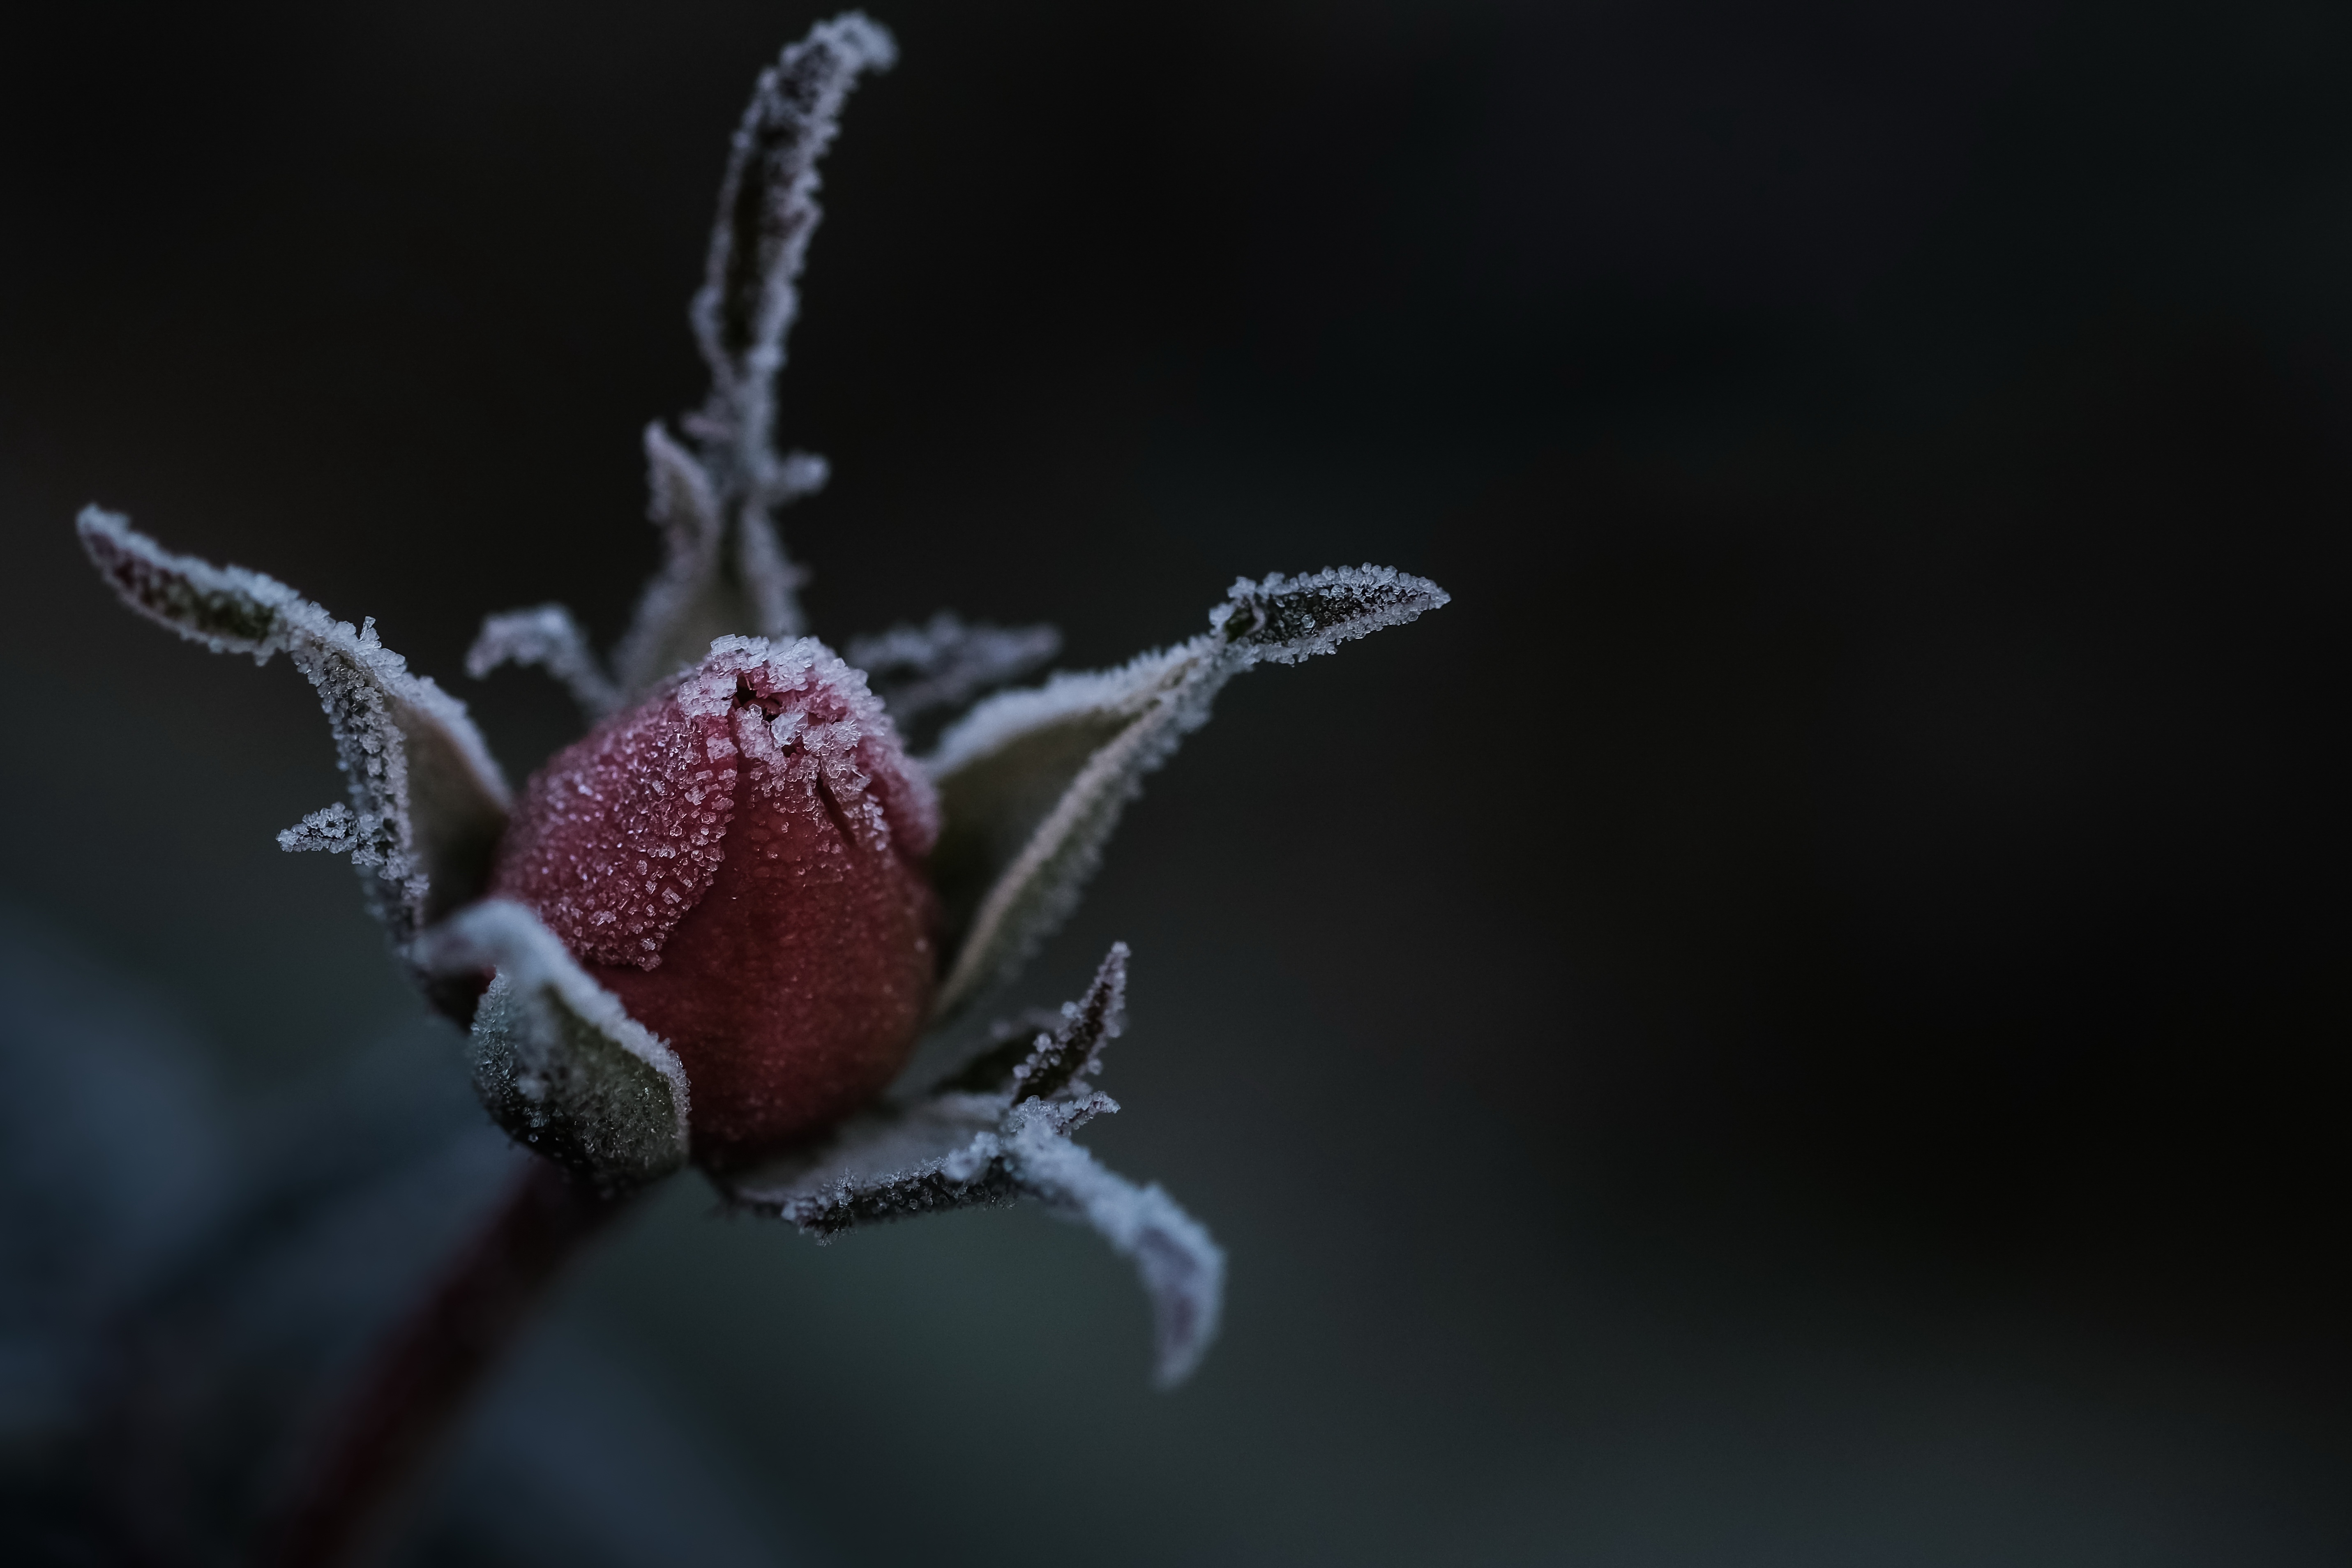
[725,942,1220,1386]
[932,941,1127,1100]
[467,603,621,718]
[1211,564,1451,666]
[923,565,1447,1022]
[77,509,512,951]
[604,14,893,696]
[846,611,1061,730]
[412,900,691,1191]
[1001,1107,1225,1389]
[689,13,896,495]
[609,424,809,696]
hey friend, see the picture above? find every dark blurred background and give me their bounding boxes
[2,0,2347,1562]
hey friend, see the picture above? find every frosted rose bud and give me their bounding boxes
[488,636,940,1170]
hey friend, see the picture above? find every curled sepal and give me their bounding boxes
[727,942,1220,1385]
[726,1096,1220,1387]
[923,565,1448,1022]
[846,611,1062,737]
[76,508,512,956]
[1001,1107,1225,1389]
[412,900,691,1192]
[466,603,621,718]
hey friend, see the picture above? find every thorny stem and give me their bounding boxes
[267,1156,634,1568]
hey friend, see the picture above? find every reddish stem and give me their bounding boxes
[267,1156,633,1568]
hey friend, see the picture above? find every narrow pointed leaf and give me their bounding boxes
[999,1105,1226,1388]
[846,611,1061,738]
[934,940,1127,1100]
[413,900,691,1191]
[690,12,896,482]
[725,942,1216,1385]
[467,603,620,718]
[78,509,511,957]
[597,12,893,699]
[924,566,1447,1021]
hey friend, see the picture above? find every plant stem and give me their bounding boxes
[267,1155,633,1568]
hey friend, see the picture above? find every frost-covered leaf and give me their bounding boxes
[935,941,1127,1100]
[925,565,1448,1021]
[77,509,511,958]
[466,603,620,719]
[1000,1107,1224,1389]
[689,12,895,488]
[598,15,894,699]
[411,901,690,1192]
[727,941,1218,1385]
[846,611,1061,737]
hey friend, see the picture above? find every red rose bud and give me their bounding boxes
[489,636,940,1169]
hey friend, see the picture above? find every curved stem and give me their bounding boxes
[267,1156,634,1568]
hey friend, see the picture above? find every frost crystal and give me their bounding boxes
[725,943,1222,1386]
[412,899,691,1189]
[277,803,364,855]
[76,509,511,959]
[924,566,1449,1020]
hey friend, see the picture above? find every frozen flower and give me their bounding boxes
[75,8,1446,1408]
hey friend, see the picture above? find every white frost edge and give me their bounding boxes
[1003,1104,1226,1389]
[77,507,512,934]
[411,899,692,1158]
[1218,563,1452,666]
[467,603,621,717]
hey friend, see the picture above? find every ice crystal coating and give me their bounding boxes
[277,802,364,854]
[725,943,1222,1386]
[412,900,690,1190]
[923,565,1449,1020]
[76,510,511,961]
[491,636,940,1167]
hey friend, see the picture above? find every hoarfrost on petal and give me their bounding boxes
[922,565,1445,1022]
[412,900,691,1191]
[77,509,511,964]
[467,602,621,718]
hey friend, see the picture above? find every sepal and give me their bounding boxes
[77,509,511,952]
[723,943,1221,1386]
[412,900,692,1192]
[846,611,1061,738]
[924,565,1447,1021]
[466,603,621,718]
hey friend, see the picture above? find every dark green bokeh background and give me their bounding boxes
[2,1,2346,1561]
